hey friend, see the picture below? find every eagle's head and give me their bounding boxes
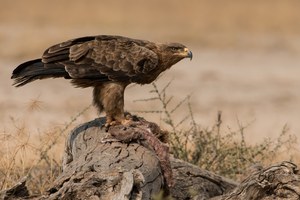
[159,43,193,68]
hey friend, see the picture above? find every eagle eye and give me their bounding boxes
[170,47,180,52]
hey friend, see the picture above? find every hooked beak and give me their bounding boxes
[184,48,193,60]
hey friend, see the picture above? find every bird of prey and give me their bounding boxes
[11,35,193,126]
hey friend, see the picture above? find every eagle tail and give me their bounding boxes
[11,59,68,87]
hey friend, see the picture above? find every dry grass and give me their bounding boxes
[0,128,62,194]
[0,105,91,194]
[135,82,298,180]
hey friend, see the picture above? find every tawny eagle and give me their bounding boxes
[11,35,192,126]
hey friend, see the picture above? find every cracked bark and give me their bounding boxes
[212,161,300,200]
[2,118,299,200]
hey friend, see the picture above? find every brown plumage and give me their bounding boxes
[11,35,192,126]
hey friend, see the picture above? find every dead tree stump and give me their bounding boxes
[46,117,237,199]
[48,117,165,199]
[1,117,299,200]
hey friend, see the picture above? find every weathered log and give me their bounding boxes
[0,176,29,200]
[212,161,300,200]
[2,117,299,200]
[48,117,165,200]
[47,117,236,199]
[170,158,236,200]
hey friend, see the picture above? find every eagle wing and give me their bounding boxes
[42,35,159,85]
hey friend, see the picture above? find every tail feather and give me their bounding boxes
[11,59,69,87]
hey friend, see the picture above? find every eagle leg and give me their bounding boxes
[93,83,129,128]
[105,113,136,128]
[119,113,135,125]
[104,114,125,127]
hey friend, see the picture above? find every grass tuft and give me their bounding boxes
[0,103,92,194]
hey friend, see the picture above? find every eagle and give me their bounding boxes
[11,35,193,126]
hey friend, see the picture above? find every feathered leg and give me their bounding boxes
[93,83,128,127]
[93,85,104,114]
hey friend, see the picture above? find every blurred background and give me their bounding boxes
[1,0,300,143]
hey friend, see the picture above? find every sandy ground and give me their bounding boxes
[1,0,300,145]
[2,48,300,144]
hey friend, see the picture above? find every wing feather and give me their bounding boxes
[41,35,159,84]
